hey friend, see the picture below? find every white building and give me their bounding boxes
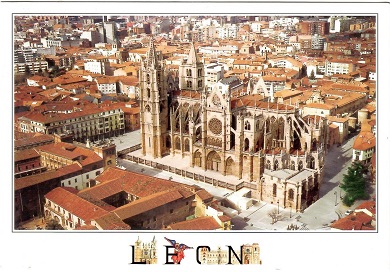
[218,23,239,39]
[205,63,224,92]
[352,131,376,164]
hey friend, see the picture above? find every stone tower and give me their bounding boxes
[179,42,205,92]
[140,38,169,158]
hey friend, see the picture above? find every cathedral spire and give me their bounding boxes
[146,37,158,68]
[187,42,199,65]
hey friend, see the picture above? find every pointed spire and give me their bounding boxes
[187,42,199,65]
[146,37,158,68]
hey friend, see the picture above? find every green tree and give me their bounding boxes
[340,161,369,206]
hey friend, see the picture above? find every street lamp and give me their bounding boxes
[334,191,337,206]
[277,200,280,214]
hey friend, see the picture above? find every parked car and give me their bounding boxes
[345,210,353,215]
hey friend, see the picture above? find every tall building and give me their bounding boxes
[139,39,328,212]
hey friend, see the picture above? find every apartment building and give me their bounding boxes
[17,105,125,143]
[325,59,356,76]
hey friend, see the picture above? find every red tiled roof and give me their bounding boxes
[36,142,103,167]
[45,187,109,222]
[304,103,336,110]
[218,215,231,222]
[14,163,82,190]
[14,149,40,162]
[113,190,185,220]
[231,96,295,111]
[79,167,192,200]
[93,213,131,230]
[353,131,376,151]
[330,211,374,230]
[166,216,221,230]
[355,200,376,215]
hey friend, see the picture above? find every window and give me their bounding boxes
[170,209,174,214]
[266,160,271,170]
[298,161,303,171]
[68,180,71,185]
[244,120,251,130]
[288,189,294,201]
[86,174,89,179]
[187,81,192,88]
[274,160,279,170]
[95,171,101,176]
[273,184,277,197]
[74,178,77,183]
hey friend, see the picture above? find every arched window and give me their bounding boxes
[198,68,202,77]
[187,81,192,88]
[147,88,151,98]
[146,74,150,84]
[288,189,294,201]
[244,120,251,130]
[175,138,181,150]
[145,105,151,112]
[298,160,304,171]
[266,160,271,170]
[244,138,250,151]
[274,160,279,170]
[198,80,202,87]
[290,161,295,170]
[166,136,171,148]
[184,138,190,152]
[273,184,277,197]
[310,157,316,169]
[187,69,192,76]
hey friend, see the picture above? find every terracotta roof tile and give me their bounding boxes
[166,216,221,230]
[36,142,103,167]
[113,190,184,220]
[78,167,193,200]
[331,211,374,230]
[15,163,82,190]
[45,187,109,222]
[353,131,376,151]
[93,213,131,230]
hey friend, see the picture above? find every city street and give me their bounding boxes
[117,130,375,231]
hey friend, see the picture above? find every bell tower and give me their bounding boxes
[179,42,205,92]
[140,38,169,158]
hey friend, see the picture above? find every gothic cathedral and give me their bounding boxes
[139,39,327,212]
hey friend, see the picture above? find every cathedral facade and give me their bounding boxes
[133,236,157,264]
[139,39,327,212]
[199,244,261,265]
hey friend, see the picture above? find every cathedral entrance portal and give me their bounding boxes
[207,151,221,172]
[194,150,202,167]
